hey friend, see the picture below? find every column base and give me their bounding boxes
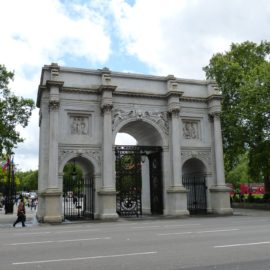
[209,185,233,215]
[38,188,62,223]
[98,188,119,220]
[166,186,190,216]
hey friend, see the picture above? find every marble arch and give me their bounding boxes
[36,63,232,223]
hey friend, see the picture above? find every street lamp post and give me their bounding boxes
[4,156,15,214]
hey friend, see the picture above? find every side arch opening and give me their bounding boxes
[62,156,95,220]
[182,158,207,215]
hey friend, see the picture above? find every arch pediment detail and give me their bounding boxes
[181,149,212,168]
[112,109,169,135]
[59,148,101,168]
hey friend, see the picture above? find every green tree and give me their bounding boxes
[203,41,270,193]
[0,65,35,155]
[226,153,252,188]
[15,170,38,191]
[63,162,83,194]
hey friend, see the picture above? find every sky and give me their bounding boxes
[1,0,270,171]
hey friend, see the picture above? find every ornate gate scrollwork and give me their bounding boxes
[115,145,163,217]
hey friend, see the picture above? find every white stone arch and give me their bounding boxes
[58,150,101,176]
[58,151,100,218]
[182,158,207,176]
[113,116,169,215]
[181,150,212,175]
[113,117,169,147]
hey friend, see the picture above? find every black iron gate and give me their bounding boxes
[115,146,142,217]
[63,176,95,220]
[148,152,163,214]
[182,175,207,214]
[115,146,163,217]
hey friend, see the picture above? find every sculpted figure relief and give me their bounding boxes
[183,121,198,139]
[70,116,88,135]
[112,109,169,134]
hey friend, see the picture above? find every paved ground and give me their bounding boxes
[0,207,270,269]
[0,205,37,227]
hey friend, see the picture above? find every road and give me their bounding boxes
[1,210,270,269]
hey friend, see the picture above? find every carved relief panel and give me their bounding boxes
[112,108,169,135]
[68,114,92,136]
[182,120,200,140]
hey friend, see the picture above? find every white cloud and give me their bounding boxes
[2,0,270,171]
[110,0,270,79]
[14,108,39,172]
[0,0,111,97]
[0,0,112,171]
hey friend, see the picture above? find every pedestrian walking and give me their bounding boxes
[13,198,26,227]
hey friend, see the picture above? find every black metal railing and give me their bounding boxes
[182,175,207,214]
[63,176,95,220]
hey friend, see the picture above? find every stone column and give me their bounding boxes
[212,112,226,186]
[42,63,63,223]
[170,108,183,187]
[102,103,114,189]
[98,70,118,220]
[166,81,189,216]
[208,92,232,215]
[48,98,60,188]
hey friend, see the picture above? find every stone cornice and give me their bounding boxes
[56,66,207,84]
[63,87,99,94]
[37,86,212,108]
[99,84,117,92]
[180,96,207,103]
[37,85,47,108]
[113,91,165,99]
[207,94,223,102]
[181,146,212,151]
[166,90,184,98]
[58,143,101,149]
[46,80,64,88]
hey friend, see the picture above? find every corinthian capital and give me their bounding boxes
[209,111,221,120]
[49,100,60,111]
[101,103,113,114]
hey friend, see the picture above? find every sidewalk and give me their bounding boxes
[0,207,269,228]
[0,205,37,228]
[232,207,270,217]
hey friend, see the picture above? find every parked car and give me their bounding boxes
[29,192,37,199]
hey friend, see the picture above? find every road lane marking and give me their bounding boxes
[10,229,99,237]
[12,232,51,236]
[54,229,100,234]
[8,237,111,246]
[158,228,239,236]
[215,241,270,248]
[164,223,200,228]
[196,229,240,234]
[12,251,158,265]
[158,232,192,236]
[132,225,161,229]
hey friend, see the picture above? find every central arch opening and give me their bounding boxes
[115,120,164,217]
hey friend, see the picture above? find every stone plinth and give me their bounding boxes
[166,186,190,216]
[210,186,233,215]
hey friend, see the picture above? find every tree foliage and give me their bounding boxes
[203,41,270,192]
[15,170,38,191]
[226,153,252,188]
[63,162,83,194]
[0,65,35,155]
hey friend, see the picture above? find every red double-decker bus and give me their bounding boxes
[240,183,265,195]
